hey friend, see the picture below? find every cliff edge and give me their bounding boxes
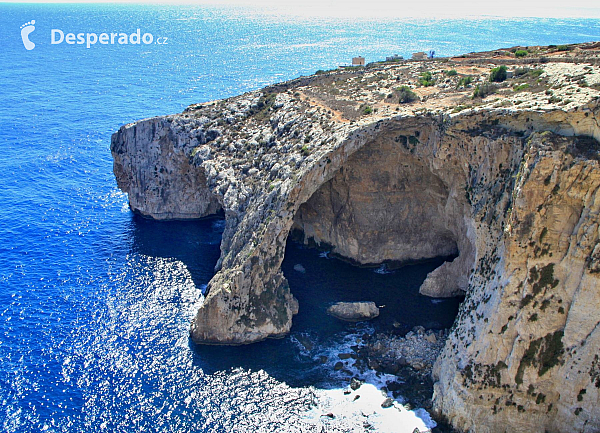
[111,43,600,432]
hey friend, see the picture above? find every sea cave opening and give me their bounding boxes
[282,133,469,338]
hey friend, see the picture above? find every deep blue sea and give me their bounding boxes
[2,3,600,432]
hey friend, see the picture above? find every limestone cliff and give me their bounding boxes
[111,43,600,432]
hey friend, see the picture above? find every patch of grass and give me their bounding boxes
[514,67,531,77]
[515,50,528,58]
[248,92,278,121]
[514,83,530,91]
[452,104,472,113]
[452,104,471,113]
[548,95,562,104]
[528,69,544,78]
[520,294,534,308]
[539,227,548,243]
[529,263,559,296]
[446,69,458,76]
[515,330,564,385]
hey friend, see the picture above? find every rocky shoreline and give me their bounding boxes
[330,327,450,406]
[309,325,455,432]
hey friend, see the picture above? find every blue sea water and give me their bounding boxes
[2,3,600,432]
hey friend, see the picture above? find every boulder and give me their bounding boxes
[327,301,380,322]
[381,397,394,408]
[350,378,363,390]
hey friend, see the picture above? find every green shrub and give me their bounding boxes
[515,50,528,58]
[397,85,417,103]
[473,83,497,98]
[457,75,473,88]
[419,71,435,87]
[490,65,508,82]
[557,45,570,51]
[300,145,310,156]
[446,69,458,76]
[362,105,373,115]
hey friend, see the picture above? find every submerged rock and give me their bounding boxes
[293,263,306,273]
[327,302,380,322]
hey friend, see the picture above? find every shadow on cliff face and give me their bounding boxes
[128,214,225,291]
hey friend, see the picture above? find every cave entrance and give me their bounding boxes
[282,133,469,336]
[281,239,462,336]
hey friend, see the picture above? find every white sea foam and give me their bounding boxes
[374,264,392,274]
[305,384,436,433]
[297,326,436,432]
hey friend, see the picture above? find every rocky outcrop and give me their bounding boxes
[112,47,600,431]
[111,116,222,219]
[327,301,380,321]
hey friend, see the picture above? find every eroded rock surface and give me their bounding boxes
[112,44,600,432]
[327,301,380,322]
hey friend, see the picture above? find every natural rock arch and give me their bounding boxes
[112,75,600,432]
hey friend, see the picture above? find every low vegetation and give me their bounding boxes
[397,85,417,103]
[473,83,497,98]
[514,83,530,91]
[418,71,435,87]
[490,65,508,82]
[457,76,473,88]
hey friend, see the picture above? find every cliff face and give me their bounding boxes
[111,116,222,220]
[111,49,600,432]
[433,131,600,432]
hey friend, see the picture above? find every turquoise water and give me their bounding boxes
[2,4,600,431]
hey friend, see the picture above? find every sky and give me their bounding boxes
[1,0,600,19]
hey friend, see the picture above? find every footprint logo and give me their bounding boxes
[20,20,36,51]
